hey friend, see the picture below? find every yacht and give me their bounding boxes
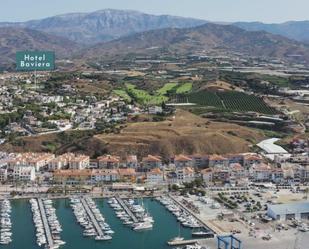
[133,222,153,231]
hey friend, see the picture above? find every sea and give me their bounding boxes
[2,198,193,249]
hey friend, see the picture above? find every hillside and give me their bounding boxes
[234,21,309,43]
[0,9,206,45]
[81,23,309,64]
[0,27,80,68]
[95,110,265,159]
[0,110,265,159]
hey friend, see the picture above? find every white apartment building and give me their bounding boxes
[12,166,36,182]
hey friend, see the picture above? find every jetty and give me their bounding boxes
[80,198,104,237]
[115,197,138,223]
[167,239,199,246]
[37,198,54,249]
[168,195,216,234]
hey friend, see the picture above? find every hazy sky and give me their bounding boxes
[1,0,309,23]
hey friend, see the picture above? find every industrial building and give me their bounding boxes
[267,202,309,220]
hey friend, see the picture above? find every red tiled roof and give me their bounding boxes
[174,154,192,162]
[142,155,161,162]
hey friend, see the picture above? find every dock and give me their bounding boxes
[167,239,199,246]
[168,195,216,234]
[37,198,54,249]
[115,197,138,223]
[80,198,104,237]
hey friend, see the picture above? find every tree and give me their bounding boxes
[304,188,309,200]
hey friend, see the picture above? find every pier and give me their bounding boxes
[115,197,138,223]
[167,239,200,246]
[37,198,54,249]
[80,198,104,237]
[168,195,216,234]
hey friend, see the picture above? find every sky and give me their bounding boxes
[1,0,309,23]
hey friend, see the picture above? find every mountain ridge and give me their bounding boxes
[79,23,309,64]
[0,9,207,45]
[234,21,309,43]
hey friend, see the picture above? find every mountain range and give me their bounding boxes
[1,9,309,68]
[80,23,309,64]
[0,9,206,45]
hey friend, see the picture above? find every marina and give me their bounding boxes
[1,198,194,249]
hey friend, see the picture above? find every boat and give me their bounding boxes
[133,222,153,231]
[192,230,214,238]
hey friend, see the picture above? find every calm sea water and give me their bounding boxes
[2,198,192,249]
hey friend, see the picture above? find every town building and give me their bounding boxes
[12,166,36,182]
[97,155,120,169]
[125,155,138,168]
[243,154,262,169]
[176,167,195,183]
[68,155,90,170]
[142,155,162,170]
[190,154,209,169]
[146,168,164,184]
[208,155,229,168]
[201,168,213,185]
[174,154,193,168]
[7,153,55,171]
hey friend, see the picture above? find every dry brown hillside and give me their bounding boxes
[0,110,265,159]
[95,110,265,159]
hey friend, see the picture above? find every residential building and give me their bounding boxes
[8,153,55,171]
[243,154,262,169]
[201,168,213,185]
[118,168,136,182]
[142,155,162,170]
[91,169,119,182]
[250,163,272,182]
[174,154,193,168]
[227,154,244,165]
[97,155,120,169]
[146,168,164,184]
[48,153,75,171]
[176,167,195,183]
[126,155,138,168]
[271,168,284,183]
[12,166,36,182]
[212,168,230,183]
[208,155,228,168]
[69,155,90,170]
[190,154,209,168]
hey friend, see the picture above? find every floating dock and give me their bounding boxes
[167,239,199,246]
[37,198,54,249]
[115,197,138,223]
[80,198,104,237]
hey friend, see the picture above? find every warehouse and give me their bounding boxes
[267,202,309,221]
